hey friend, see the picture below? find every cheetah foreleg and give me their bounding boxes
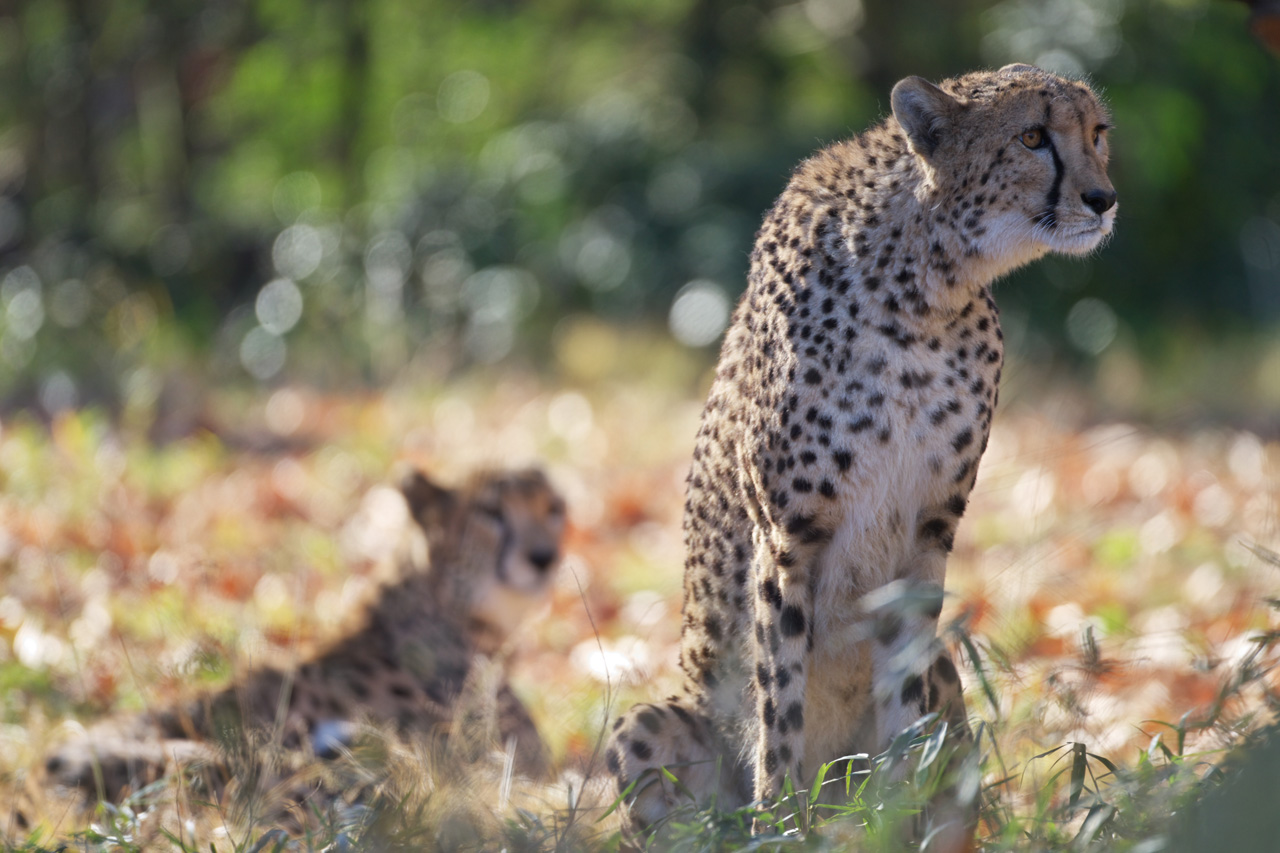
[747,540,815,823]
[866,581,978,850]
[866,579,951,767]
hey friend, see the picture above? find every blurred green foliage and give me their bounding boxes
[0,0,1276,407]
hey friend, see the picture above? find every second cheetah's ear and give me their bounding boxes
[398,467,458,537]
[891,76,960,159]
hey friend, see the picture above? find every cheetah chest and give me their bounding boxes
[793,325,997,564]
[783,321,1001,756]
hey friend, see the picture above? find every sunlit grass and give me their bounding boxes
[4,598,1279,851]
[1,342,1278,850]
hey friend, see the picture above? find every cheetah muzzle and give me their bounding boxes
[608,64,1116,845]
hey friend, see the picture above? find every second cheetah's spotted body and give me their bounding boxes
[46,467,566,799]
[610,65,1116,835]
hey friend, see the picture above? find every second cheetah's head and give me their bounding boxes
[891,64,1116,267]
[400,465,566,644]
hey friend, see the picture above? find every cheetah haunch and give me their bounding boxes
[45,466,566,802]
[610,65,1115,840]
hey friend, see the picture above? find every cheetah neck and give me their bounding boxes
[786,125,1043,326]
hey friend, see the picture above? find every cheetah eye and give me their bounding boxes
[1019,127,1047,150]
[1092,124,1110,147]
[478,504,504,522]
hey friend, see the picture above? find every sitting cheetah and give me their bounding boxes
[45,465,566,801]
[610,65,1116,839]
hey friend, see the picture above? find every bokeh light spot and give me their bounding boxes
[265,387,307,436]
[5,288,44,340]
[2,264,40,304]
[1011,466,1056,521]
[272,171,322,223]
[39,371,77,415]
[1129,445,1175,498]
[420,232,471,296]
[3,265,44,340]
[462,267,539,325]
[547,391,594,444]
[240,326,286,380]
[1227,432,1265,487]
[578,90,642,142]
[560,215,632,292]
[1192,483,1233,528]
[669,279,730,347]
[272,224,324,280]
[438,70,490,124]
[256,278,304,335]
[1066,297,1118,355]
[578,235,629,290]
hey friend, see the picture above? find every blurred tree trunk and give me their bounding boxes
[13,0,99,249]
[336,0,370,208]
[4,4,37,263]
[149,5,197,225]
[64,0,100,245]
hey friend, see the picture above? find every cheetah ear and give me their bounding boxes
[891,76,960,160]
[398,467,458,537]
[998,63,1041,76]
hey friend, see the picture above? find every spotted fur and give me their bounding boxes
[45,467,566,799]
[610,65,1115,840]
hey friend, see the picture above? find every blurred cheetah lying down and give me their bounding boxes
[44,465,566,801]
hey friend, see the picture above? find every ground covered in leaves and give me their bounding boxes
[1,341,1278,850]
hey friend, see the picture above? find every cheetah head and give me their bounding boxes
[892,64,1116,269]
[400,466,566,644]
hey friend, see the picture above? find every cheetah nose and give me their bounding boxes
[528,548,557,572]
[1082,188,1117,214]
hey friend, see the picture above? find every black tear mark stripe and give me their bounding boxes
[1042,137,1064,228]
[1039,106,1065,229]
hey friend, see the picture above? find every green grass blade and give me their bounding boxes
[1072,802,1116,849]
[596,778,637,823]
[809,761,831,808]
[956,632,1001,718]
[1069,744,1087,809]
[1087,752,1119,777]
[919,720,949,771]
